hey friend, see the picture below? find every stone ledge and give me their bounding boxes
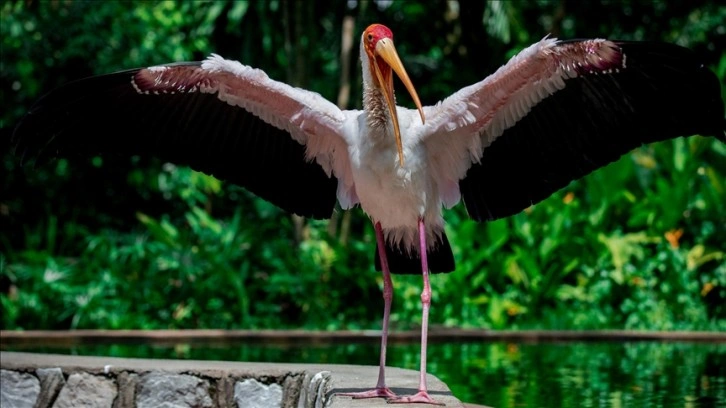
[0,352,463,407]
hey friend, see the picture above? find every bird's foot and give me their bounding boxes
[338,387,397,399]
[388,391,444,405]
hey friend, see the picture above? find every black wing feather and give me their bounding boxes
[461,41,725,222]
[374,233,455,275]
[12,65,338,219]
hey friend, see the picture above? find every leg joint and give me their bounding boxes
[420,290,431,304]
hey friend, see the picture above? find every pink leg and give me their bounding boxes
[337,221,396,399]
[389,218,443,405]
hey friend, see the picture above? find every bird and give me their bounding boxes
[12,23,725,404]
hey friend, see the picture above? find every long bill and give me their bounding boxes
[374,38,425,165]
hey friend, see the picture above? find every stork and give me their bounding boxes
[12,23,725,404]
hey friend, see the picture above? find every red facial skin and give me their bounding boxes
[364,24,395,89]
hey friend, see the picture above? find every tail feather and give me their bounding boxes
[374,232,455,275]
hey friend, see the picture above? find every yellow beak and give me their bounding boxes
[373,38,425,165]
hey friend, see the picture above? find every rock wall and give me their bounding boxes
[0,352,462,408]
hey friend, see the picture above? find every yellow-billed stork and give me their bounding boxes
[12,23,725,404]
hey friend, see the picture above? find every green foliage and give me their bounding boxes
[1,0,724,331]
[2,163,379,330]
[427,136,726,331]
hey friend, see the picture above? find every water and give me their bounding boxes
[430,341,725,407]
[4,340,724,407]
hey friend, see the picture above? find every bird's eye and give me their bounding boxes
[367,33,373,42]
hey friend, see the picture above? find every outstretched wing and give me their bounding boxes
[420,39,725,221]
[13,55,359,219]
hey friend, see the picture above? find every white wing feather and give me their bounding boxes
[418,37,622,197]
[143,54,360,207]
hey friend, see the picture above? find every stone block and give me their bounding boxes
[35,367,65,408]
[112,372,137,408]
[52,372,116,408]
[1,369,40,408]
[136,373,213,408]
[234,378,283,408]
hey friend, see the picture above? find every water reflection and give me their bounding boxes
[433,342,726,408]
[4,340,724,407]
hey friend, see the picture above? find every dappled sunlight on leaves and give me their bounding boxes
[598,232,661,281]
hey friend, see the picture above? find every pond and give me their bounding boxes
[3,336,724,407]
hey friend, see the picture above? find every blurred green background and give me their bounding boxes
[1,0,724,332]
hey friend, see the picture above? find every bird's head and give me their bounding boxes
[362,24,424,165]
